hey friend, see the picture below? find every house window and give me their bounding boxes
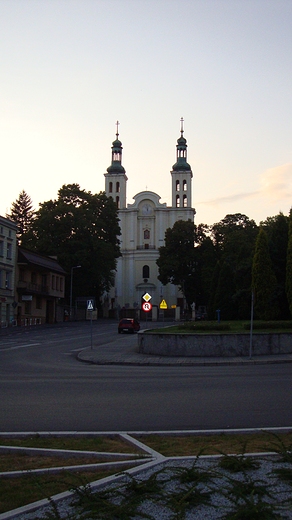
[56,277,59,291]
[60,277,63,291]
[144,229,150,240]
[36,296,42,309]
[143,265,150,279]
[52,275,55,290]
[6,242,12,259]
[31,272,37,284]
[5,271,11,289]
[0,241,3,257]
[19,269,25,282]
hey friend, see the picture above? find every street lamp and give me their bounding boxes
[70,265,81,320]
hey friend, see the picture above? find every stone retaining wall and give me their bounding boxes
[137,331,292,357]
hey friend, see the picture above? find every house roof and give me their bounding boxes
[18,248,66,275]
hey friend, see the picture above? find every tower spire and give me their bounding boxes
[116,120,120,139]
[180,117,184,136]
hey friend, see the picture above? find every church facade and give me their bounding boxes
[103,121,196,319]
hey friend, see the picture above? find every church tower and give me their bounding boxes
[171,118,193,208]
[104,121,127,209]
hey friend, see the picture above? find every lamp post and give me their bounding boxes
[70,265,81,320]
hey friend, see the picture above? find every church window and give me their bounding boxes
[176,180,180,191]
[116,182,120,192]
[143,265,150,278]
[144,229,150,240]
[109,182,113,193]
[116,196,120,208]
[176,195,180,208]
[113,152,121,161]
[183,180,187,191]
[183,194,187,207]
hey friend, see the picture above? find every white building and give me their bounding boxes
[104,121,196,320]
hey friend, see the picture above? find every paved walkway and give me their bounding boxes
[78,343,292,366]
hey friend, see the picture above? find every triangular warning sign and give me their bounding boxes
[87,300,94,311]
[160,299,167,309]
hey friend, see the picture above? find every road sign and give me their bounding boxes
[87,300,94,311]
[142,301,152,312]
[160,299,167,309]
[143,292,152,302]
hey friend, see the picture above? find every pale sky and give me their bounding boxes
[1,0,291,226]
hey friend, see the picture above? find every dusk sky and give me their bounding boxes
[1,0,291,225]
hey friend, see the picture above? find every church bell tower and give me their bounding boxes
[104,121,127,209]
[171,117,193,208]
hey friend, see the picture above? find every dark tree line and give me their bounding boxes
[6,185,121,309]
[157,211,292,321]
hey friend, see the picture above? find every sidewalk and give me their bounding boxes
[77,345,292,366]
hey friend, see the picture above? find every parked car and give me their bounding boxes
[118,318,140,334]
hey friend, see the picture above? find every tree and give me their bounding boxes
[286,208,292,317]
[6,190,34,244]
[156,220,198,307]
[262,212,289,318]
[252,227,278,320]
[209,214,258,319]
[22,184,121,306]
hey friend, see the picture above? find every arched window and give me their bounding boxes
[116,196,120,208]
[144,229,150,240]
[143,265,150,279]
[183,180,187,191]
[116,182,120,193]
[109,182,113,193]
[176,180,180,191]
[183,194,187,207]
[176,194,180,208]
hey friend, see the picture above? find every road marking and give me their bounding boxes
[3,343,41,351]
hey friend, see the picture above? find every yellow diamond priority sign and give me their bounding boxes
[143,292,152,302]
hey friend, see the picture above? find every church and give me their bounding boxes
[103,119,196,320]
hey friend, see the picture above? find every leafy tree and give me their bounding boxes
[262,212,289,318]
[286,208,292,317]
[6,190,34,244]
[252,227,278,320]
[156,220,198,307]
[22,184,121,306]
[209,214,258,319]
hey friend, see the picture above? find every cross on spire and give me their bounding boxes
[116,120,120,138]
[180,117,184,135]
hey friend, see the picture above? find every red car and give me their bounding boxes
[118,318,140,334]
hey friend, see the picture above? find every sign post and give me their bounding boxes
[159,299,167,322]
[87,300,94,349]
[142,293,152,328]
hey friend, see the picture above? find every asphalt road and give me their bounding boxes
[0,321,291,432]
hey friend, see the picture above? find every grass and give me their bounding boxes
[0,469,118,514]
[149,320,292,334]
[1,430,292,515]
[134,431,292,457]
[0,434,142,453]
[0,452,131,472]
